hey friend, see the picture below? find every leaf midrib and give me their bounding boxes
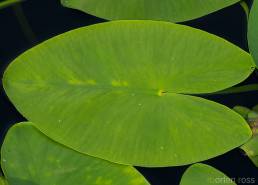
[8,79,175,96]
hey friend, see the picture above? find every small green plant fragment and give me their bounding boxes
[248,0,258,67]
[1,123,149,185]
[61,0,239,22]
[0,0,23,9]
[3,21,254,167]
[180,163,236,185]
[235,105,258,167]
[253,104,258,112]
[242,136,258,167]
[234,105,258,135]
[240,1,250,19]
[233,106,251,119]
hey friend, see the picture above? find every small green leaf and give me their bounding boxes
[248,0,258,67]
[241,136,258,167]
[233,106,251,119]
[3,21,254,167]
[180,163,236,185]
[252,104,258,113]
[61,0,239,22]
[241,107,258,167]
[1,123,149,185]
[234,105,258,167]
[248,111,258,122]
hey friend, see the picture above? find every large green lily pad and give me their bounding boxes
[3,21,254,167]
[61,0,239,22]
[180,163,236,185]
[1,123,149,185]
[248,0,258,67]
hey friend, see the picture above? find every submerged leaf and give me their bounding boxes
[0,0,23,9]
[242,136,258,167]
[248,0,258,67]
[233,106,251,119]
[3,21,254,167]
[237,105,258,167]
[61,0,239,22]
[180,163,236,185]
[1,123,149,185]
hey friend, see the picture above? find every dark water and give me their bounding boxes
[0,0,258,184]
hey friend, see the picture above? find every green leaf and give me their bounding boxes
[1,123,149,185]
[233,106,251,119]
[240,107,258,167]
[253,104,258,112]
[233,105,258,167]
[241,136,258,167]
[0,0,23,10]
[180,163,236,185]
[248,111,258,122]
[248,0,258,67]
[61,0,239,22]
[3,21,254,167]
